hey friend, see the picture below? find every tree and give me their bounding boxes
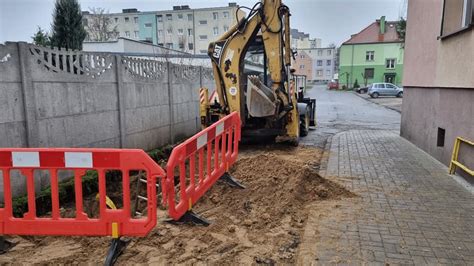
[397,17,407,44]
[83,7,118,41]
[353,78,360,89]
[32,27,51,47]
[50,0,87,50]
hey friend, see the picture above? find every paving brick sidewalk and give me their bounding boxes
[312,130,474,265]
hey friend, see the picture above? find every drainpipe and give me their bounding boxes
[193,10,196,54]
[350,44,354,88]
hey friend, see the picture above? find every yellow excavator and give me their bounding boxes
[200,0,316,144]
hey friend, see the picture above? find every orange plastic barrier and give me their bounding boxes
[0,149,165,237]
[164,112,241,220]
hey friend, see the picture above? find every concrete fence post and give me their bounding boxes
[199,66,203,88]
[17,42,39,147]
[167,61,175,144]
[115,55,127,148]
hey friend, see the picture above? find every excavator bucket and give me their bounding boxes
[246,76,277,117]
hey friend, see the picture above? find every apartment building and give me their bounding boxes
[83,4,244,54]
[290,29,321,49]
[306,47,337,83]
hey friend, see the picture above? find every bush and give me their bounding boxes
[353,79,360,89]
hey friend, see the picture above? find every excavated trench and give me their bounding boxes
[0,145,354,264]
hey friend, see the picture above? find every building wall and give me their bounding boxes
[292,51,312,79]
[139,12,158,44]
[401,0,474,178]
[339,42,404,87]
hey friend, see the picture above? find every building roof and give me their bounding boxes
[343,19,402,45]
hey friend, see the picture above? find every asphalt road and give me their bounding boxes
[301,85,401,148]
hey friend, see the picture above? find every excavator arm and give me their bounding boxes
[204,0,315,143]
[207,0,292,125]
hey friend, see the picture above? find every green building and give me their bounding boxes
[339,16,404,88]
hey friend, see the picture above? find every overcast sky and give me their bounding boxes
[0,0,406,46]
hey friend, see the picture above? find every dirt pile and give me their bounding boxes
[0,146,354,265]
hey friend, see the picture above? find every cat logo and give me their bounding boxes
[213,44,222,59]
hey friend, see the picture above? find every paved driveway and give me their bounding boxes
[298,85,474,265]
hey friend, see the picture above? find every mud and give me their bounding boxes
[0,146,354,264]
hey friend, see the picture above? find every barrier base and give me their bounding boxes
[104,237,130,266]
[168,211,211,226]
[0,237,15,254]
[220,172,246,189]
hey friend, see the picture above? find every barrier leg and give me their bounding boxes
[168,211,211,226]
[0,236,16,254]
[104,237,130,266]
[219,172,246,189]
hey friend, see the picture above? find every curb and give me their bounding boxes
[318,135,333,178]
[352,91,401,114]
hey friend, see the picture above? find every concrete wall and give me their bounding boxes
[402,0,474,181]
[0,42,215,199]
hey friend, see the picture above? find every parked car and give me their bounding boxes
[327,80,339,90]
[356,86,369,94]
[368,83,403,98]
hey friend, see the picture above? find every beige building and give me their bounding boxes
[290,29,321,49]
[402,0,474,179]
[83,4,244,55]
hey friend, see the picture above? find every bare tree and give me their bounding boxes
[84,7,118,41]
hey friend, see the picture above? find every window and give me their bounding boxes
[199,20,207,25]
[167,28,172,35]
[317,50,322,56]
[200,50,207,54]
[125,31,130,37]
[437,128,446,147]
[178,14,183,20]
[188,28,193,36]
[326,70,331,76]
[144,23,152,28]
[187,14,193,21]
[188,43,194,50]
[213,12,219,20]
[157,15,163,22]
[300,54,305,59]
[178,28,184,35]
[326,60,331,66]
[166,14,172,21]
[134,17,138,23]
[114,17,118,23]
[199,35,208,40]
[327,50,332,55]
[166,43,173,49]
[300,65,304,69]
[224,25,229,32]
[364,68,374,79]
[441,0,474,36]
[386,84,396,89]
[366,51,375,61]
[317,60,323,66]
[125,17,130,22]
[158,43,164,46]
[134,31,139,38]
[317,70,323,76]
[145,37,152,42]
[223,11,229,18]
[374,83,385,88]
[386,59,395,69]
[158,30,163,35]
[179,42,184,49]
[213,27,219,35]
